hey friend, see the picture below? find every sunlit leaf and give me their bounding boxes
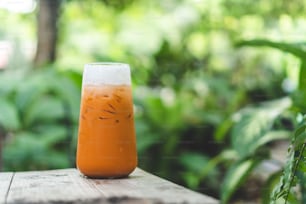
[231,97,292,158]
[236,39,306,58]
[221,159,261,204]
[144,95,183,131]
[255,130,291,150]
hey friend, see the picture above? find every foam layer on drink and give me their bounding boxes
[83,63,131,85]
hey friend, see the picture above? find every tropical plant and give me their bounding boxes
[2,0,305,203]
[218,39,306,204]
[220,97,292,204]
[0,68,81,170]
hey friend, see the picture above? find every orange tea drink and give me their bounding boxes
[76,63,137,178]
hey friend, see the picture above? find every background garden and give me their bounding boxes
[1,0,306,203]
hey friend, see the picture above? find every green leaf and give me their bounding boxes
[0,70,24,96]
[3,132,47,170]
[215,118,233,142]
[33,125,67,147]
[145,97,170,127]
[271,148,295,203]
[254,130,291,151]
[50,73,81,122]
[297,171,306,204]
[181,172,201,189]
[231,97,291,158]
[271,117,306,204]
[180,152,210,173]
[262,171,282,204]
[180,152,220,189]
[236,39,306,58]
[46,151,70,169]
[135,120,159,153]
[0,98,20,131]
[60,70,82,90]
[298,61,306,92]
[297,62,306,113]
[291,90,306,113]
[286,193,300,204]
[24,97,65,126]
[221,158,261,204]
[3,130,70,170]
[15,74,49,113]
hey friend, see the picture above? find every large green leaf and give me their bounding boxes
[50,73,81,122]
[179,152,211,188]
[0,98,20,131]
[180,152,210,173]
[299,61,306,91]
[24,97,65,126]
[14,73,50,113]
[3,130,70,170]
[262,171,282,204]
[32,125,67,147]
[295,62,306,114]
[144,95,183,131]
[3,132,46,170]
[231,97,291,158]
[236,38,306,118]
[0,70,25,96]
[135,120,160,153]
[271,117,306,204]
[253,130,291,152]
[45,150,70,169]
[297,171,306,204]
[59,70,82,90]
[215,118,234,142]
[221,158,261,204]
[236,39,306,58]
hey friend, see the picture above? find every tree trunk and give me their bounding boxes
[34,0,61,68]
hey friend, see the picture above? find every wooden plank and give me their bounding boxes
[6,169,103,204]
[0,172,13,204]
[4,168,218,204]
[91,168,218,204]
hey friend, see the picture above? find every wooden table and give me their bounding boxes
[0,168,218,204]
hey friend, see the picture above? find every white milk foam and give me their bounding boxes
[83,63,131,85]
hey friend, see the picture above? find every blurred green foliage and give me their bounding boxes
[0,68,81,170]
[1,0,306,203]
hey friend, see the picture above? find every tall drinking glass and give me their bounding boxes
[76,63,137,178]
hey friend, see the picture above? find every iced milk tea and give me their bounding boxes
[76,63,137,178]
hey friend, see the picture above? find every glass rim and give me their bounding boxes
[85,62,129,67]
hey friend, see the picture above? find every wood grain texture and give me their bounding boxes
[3,168,218,204]
[0,172,13,204]
[91,168,218,204]
[6,169,102,204]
